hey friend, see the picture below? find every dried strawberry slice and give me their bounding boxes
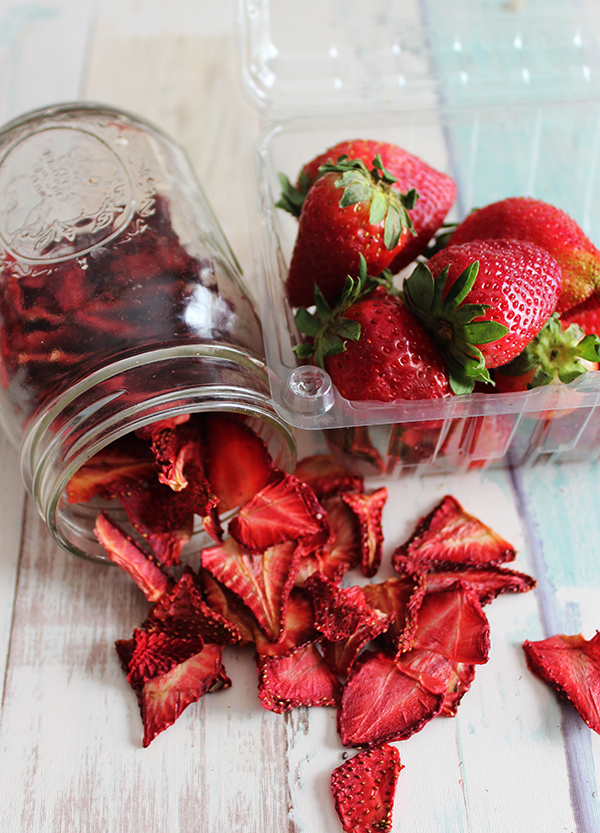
[341,488,388,578]
[338,649,447,747]
[115,481,195,567]
[304,572,387,641]
[362,576,426,656]
[204,412,273,513]
[125,628,205,687]
[66,435,155,504]
[228,470,329,553]
[94,511,172,602]
[196,569,259,645]
[424,565,536,605]
[146,415,207,492]
[331,744,403,833]
[395,647,475,718]
[411,584,490,665]
[140,643,231,747]
[294,494,362,586]
[145,567,241,645]
[441,661,476,716]
[256,642,342,714]
[200,537,299,641]
[254,588,320,656]
[325,425,385,475]
[392,494,516,574]
[322,610,393,679]
[523,632,600,733]
[293,454,364,500]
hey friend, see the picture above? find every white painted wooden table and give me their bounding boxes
[1,2,600,832]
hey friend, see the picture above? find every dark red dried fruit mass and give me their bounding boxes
[331,743,403,833]
[293,454,364,500]
[304,572,386,642]
[423,565,536,605]
[362,576,426,656]
[125,628,205,687]
[392,494,516,574]
[341,488,388,578]
[294,494,362,586]
[66,435,155,504]
[523,632,600,734]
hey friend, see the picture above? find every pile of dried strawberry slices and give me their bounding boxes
[64,408,600,832]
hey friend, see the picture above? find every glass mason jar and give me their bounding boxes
[0,102,296,561]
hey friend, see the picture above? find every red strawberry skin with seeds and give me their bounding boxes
[449,196,600,313]
[324,288,453,402]
[427,239,562,368]
[301,138,457,272]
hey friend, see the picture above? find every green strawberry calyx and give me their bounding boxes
[277,154,418,251]
[402,260,509,395]
[293,256,388,369]
[495,313,600,387]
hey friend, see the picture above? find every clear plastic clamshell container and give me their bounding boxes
[238,0,600,476]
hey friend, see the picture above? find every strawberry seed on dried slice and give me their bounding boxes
[140,643,231,747]
[94,511,172,602]
[331,743,403,833]
[338,649,447,747]
[201,537,299,642]
[392,494,516,574]
[228,469,329,554]
[256,642,342,714]
[340,487,387,578]
[204,412,274,513]
[523,632,600,734]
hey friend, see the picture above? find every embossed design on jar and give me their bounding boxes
[0,127,134,262]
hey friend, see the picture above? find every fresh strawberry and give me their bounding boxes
[295,264,453,403]
[282,153,417,307]
[392,495,516,574]
[330,744,403,833]
[561,292,600,335]
[280,138,456,276]
[493,313,600,392]
[449,196,600,313]
[256,642,342,714]
[523,632,600,734]
[403,239,562,391]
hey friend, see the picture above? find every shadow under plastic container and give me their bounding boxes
[239,0,600,475]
